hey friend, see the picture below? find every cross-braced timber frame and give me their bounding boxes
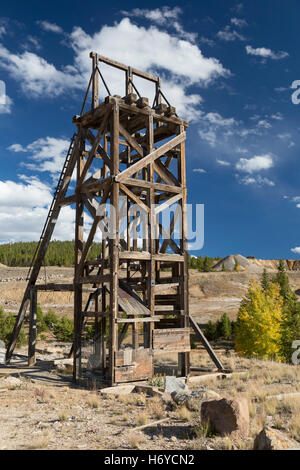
[6,52,224,386]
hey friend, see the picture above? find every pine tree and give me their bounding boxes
[205,321,217,341]
[203,256,212,272]
[273,260,296,305]
[261,268,269,291]
[218,313,232,339]
[272,261,300,362]
[222,263,226,272]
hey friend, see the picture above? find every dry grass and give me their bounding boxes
[25,434,50,450]
[118,392,146,406]
[136,412,148,426]
[86,394,100,409]
[146,396,165,419]
[57,410,69,422]
[177,405,192,422]
[128,432,145,449]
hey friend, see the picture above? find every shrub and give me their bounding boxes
[0,308,27,347]
[53,317,74,342]
[43,310,59,330]
[235,280,283,360]
[36,305,48,334]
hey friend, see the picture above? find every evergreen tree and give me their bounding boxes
[261,268,269,291]
[203,256,212,272]
[217,313,232,339]
[205,321,218,341]
[272,261,300,362]
[273,260,296,306]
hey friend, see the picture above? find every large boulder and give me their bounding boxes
[254,427,300,450]
[201,397,249,437]
[164,376,188,395]
[172,389,220,411]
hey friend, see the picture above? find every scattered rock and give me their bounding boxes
[254,427,300,450]
[172,389,220,411]
[201,397,249,437]
[0,376,22,388]
[100,384,135,396]
[164,376,188,395]
[54,358,73,373]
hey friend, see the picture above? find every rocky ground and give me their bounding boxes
[0,351,300,450]
[1,266,300,450]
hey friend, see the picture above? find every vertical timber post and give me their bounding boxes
[109,99,120,386]
[28,288,37,366]
[91,52,99,110]
[178,123,190,377]
[73,129,85,382]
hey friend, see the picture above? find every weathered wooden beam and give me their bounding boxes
[119,183,150,214]
[121,178,181,194]
[28,288,37,367]
[189,315,224,372]
[34,283,75,291]
[115,132,186,182]
[119,123,144,157]
[115,317,160,323]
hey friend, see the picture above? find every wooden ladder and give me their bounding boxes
[6,132,80,363]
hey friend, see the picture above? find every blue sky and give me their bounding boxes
[0,0,300,259]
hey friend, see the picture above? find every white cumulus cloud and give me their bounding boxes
[8,136,71,174]
[37,20,64,34]
[236,154,274,173]
[246,45,289,60]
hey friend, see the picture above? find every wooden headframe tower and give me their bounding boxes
[6,52,224,385]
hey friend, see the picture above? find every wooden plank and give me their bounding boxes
[35,283,75,291]
[153,283,179,292]
[119,251,151,260]
[122,178,182,194]
[115,348,152,366]
[152,253,184,262]
[153,328,190,352]
[115,317,160,323]
[115,133,186,182]
[114,348,153,382]
[94,53,159,83]
[154,193,182,215]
